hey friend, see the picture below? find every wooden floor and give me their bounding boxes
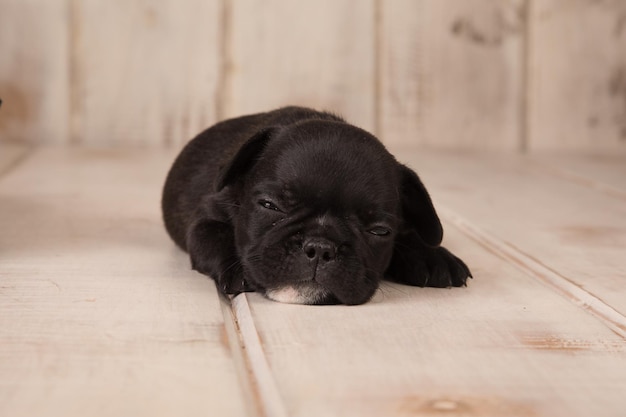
[1,144,625,417]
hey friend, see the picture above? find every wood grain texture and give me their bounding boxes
[73,0,221,147]
[226,0,376,133]
[395,149,626,319]
[0,148,247,417]
[528,0,626,151]
[3,1,626,151]
[2,148,626,416]
[0,142,32,179]
[0,0,69,144]
[377,0,421,144]
[379,0,524,149]
[244,226,626,417]
[441,206,626,338]
[229,295,289,417]
[530,152,626,198]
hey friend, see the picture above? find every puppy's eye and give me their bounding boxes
[258,199,282,212]
[368,226,391,236]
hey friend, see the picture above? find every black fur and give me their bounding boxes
[162,106,471,305]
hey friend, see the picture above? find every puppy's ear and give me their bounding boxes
[398,164,443,246]
[216,127,276,190]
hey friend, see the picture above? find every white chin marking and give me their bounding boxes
[265,283,330,305]
[266,287,304,304]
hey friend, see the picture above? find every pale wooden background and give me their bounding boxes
[1,0,626,152]
[3,2,626,416]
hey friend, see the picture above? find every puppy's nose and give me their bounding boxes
[303,238,336,262]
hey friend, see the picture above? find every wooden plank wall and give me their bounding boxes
[73,0,222,148]
[528,0,626,151]
[0,0,69,144]
[380,0,524,149]
[0,0,625,152]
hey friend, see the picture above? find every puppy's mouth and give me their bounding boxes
[264,281,339,305]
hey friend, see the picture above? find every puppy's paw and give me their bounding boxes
[388,239,472,288]
[191,255,253,295]
[420,246,472,288]
[217,272,254,295]
[187,219,255,295]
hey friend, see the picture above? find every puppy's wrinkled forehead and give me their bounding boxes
[258,121,399,210]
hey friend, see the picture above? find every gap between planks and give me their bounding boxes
[440,206,626,339]
[220,293,289,417]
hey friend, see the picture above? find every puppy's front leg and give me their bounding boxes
[187,219,253,295]
[388,230,472,288]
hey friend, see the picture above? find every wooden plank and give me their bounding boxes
[396,150,626,318]
[442,206,626,338]
[0,149,247,417]
[74,0,221,147]
[227,295,289,417]
[377,0,420,144]
[0,143,32,179]
[0,0,69,144]
[227,0,376,133]
[243,225,626,417]
[379,0,524,149]
[530,152,626,197]
[528,0,626,151]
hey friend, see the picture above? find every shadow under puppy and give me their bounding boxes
[162,106,471,305]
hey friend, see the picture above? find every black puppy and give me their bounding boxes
[162,107,471,305]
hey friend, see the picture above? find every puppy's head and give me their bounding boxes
[215,120,442,305]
